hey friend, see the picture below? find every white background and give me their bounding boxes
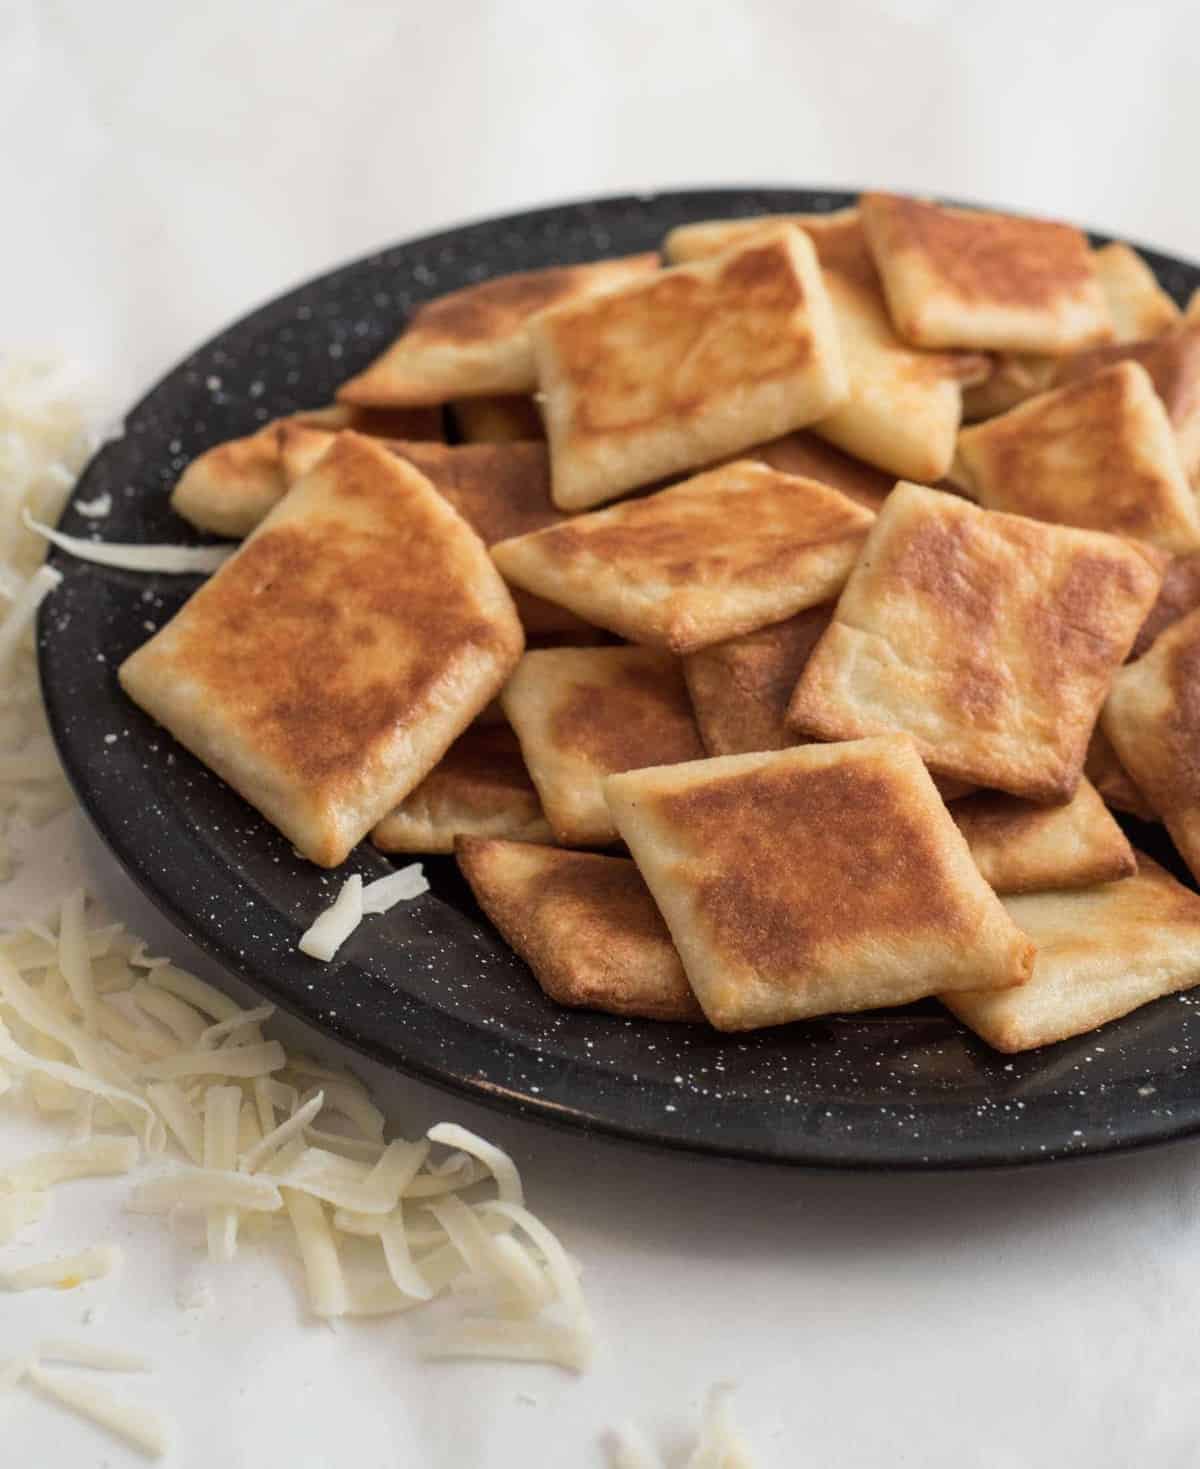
[4,1,1200,1464]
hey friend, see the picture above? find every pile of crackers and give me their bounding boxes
[120,193,1200,1054]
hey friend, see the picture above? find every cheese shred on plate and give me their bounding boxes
[0,353,600,1459]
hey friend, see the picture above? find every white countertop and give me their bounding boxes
[5,2,1200,1464]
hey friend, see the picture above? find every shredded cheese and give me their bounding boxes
[23,510,234,574]
[0,1243,121,1292]
[127,1168,283,1215]
[203,1085,242,1263]
[427,1121,524,1206]
[282,1187,347,1318]
[297,874,363,961]
[28,1363,171,1459]
[361,863,429,912]
[144,1082,203,1164]
[139,1039,286,1080]
[239,1089,324,1174]
[1,1136,139,1189]
[37,1338,149,1372]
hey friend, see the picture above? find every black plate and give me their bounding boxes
[38,188,1200,1171]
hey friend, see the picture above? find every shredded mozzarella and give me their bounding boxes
[144,1082,203,1164]
[297,874,363,961]
[24,511,234,574]
[139,1039,286,1080]
[1,1136,139,1189]
[127,1168,283,1215]
[28,1363,171,1459]
[74,492,112,518]
[0,1243,121,1291]
[239,1089,324,1174]
[37,1338,150,1372]
[361,863,429,913]
[282,1188,347,1318]
[0,562,61,673]
[146,964,240,1021]
[427,1122,524,1206]
[203,1085,242,1264]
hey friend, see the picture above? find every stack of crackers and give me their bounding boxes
[120,193,1200,1055]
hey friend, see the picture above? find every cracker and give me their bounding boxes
[276,434,598,642]
[787,482,1162,801]
[1103,605,1200,879]
[860,192,1111,353]
[371,726,551,854]
[450,395,544,443]
[500,646,705,846]
[1092,241,1181,343]
[170,403,443,539]
[336,253,659,407]
[456,838,703,1022]
[949,779,1135,895]
[1054,320,1200,486]
[956,362,1200,553]
[605,736,1035,1031]
[492,459,873,654]
[121,433,523,867]
[943,855,1200,1052]
[531,227,848,510]
[668,208,985,482]
[682,607,831,756]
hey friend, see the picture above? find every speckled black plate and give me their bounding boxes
[38,188,1200,1170]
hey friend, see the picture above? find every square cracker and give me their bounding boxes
[787,482,1162,802]
[500,645,706,846]
[456,838,703,1022]
[121,433,523,868]
[683,607,831,757]
[336,253,659,408]
[605,736,1035,1032]
[531,226,849,510]
[275,433,599,643]
[1103,604,1200,880]
[170,403,443,540]
[956,362,1200,554]
[860,192,1111,354]
[948,778,1135,896]
[1092,242,1181,343]
[670,209,986,482]
[491,459,873,654]
[943,855,1200,1052]
[1055,320,1200,487]
[371,725,552,854]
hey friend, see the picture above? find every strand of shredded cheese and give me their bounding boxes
[297,875,363,961]
[23,510,234,575]
[239,1088,324,1174]
[37,1338,150,1372]
[427,1122,524,1206]
[127,1168,283,1215]
[361,863,429,912]
[0,1243,121,1292]
[1,1136,138,1189]
[28,1363,171,1459]
[282,1187,347,1318]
